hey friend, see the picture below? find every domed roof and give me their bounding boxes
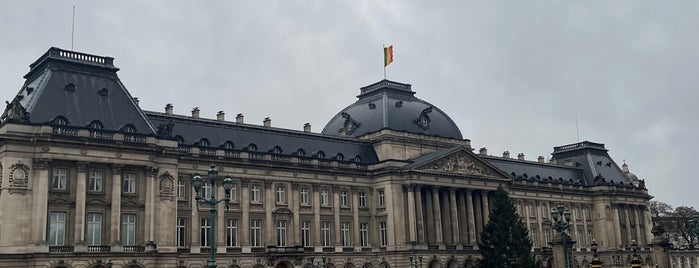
[321,80,463,139]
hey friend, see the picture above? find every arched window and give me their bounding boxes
[221,141,235,150]
[246,144,258,151]
[87,120,103,129]
[98,88,109,96]
[314,151,325,159]
[294,149,306,157]
[271,146,283,154]
[120,124,137,133]
[174,135,185,144]
[335,153,344,161]
[198,138,210,147]
[52,116,69,125]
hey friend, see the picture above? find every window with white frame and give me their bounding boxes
[177,179,186,199]
[86,213,102,245]
[575,206,581,219]
[531,228,539,248]
[177,217,187,247]
[301,221,311,247]
[341,222,351,247]
[48,212,66,245]
[378,190,385,207]
[229,182,237,202]
[320,189,329,206]
[340,190,349,207]
[277,220,287,247]
[52,168,67,190]
[300,187,310,205]
[88,170,103,192]
[587,230,593,248]
[379,221,388,247]
[251,219,262,247]
[121,214,136,246]
[226,218,237,247]
[528,202,535,217]
[541,203,549,218]
[360,223,369,247]
[201,181,211,199]
[251,185,261,203]
[123,173,136,194]
[276,185,286,204]
[359,192,367,207]
[321,221,331,247]
[577,230,584,247]
[200,218,211,247]
[515,202,522,215]
[544,228,550,245]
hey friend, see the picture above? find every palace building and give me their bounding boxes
[0,47,655,268]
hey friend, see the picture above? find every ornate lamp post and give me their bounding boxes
[551,204,573,268]
[107,260,113,268]
[409,255,423,268]
[630,240,642,268]
[590,239,602,268]
[308,256,329,268]
[192,164,233,268]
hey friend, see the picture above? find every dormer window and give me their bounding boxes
[246,144,257,151]
[87,120,103,129]
[314,151,325,159]
[352,155,362,163]
[64,83,76,92]
[222,141,234,150]
[294,149,306,157]
[98,88,109,97]
[335,153,344,161]
[199,138,210,147]
[271,146,282,154]
[52,116,69,126]
[174,135,185,144]
[121,124,136,133]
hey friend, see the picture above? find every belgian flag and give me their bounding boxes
[384,45,393,67]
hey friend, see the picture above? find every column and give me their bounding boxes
[144,166,158,242]
[191,176,201,253]
[312,184,321,248]
[612,205,622,248]
[571,203,579,249]
[110,165,123,244]
[582,205,589,248]
[264,180,274,245]
[482,190,490,224]
[524,201,532,244]
[75,162,88,243]
[424,188,434,244]
[644,206,654,245]
[536,201,544,248]
[440,188,452,244]
[406,184,417,244]
[333,186,341,249]
[457,190,468,244]
[31,158,51,244]
[624,205,633,245]
[466,189,476,245]
[634,206,643,243]
[292,182,301,245]
[352,187,360,249]
[415,185,425,244]
[240,179,250,248]
[216,178,226,253]
[431,186,443,244]
[449,187,460,245]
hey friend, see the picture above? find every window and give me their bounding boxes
[177,217,187,247]
[177,179,186,199]
[321,221,332,247]
[121,214,136,246]
[528,202,535,217]
[378,190,385,207]
[301,221,312,247]
[360,223,369,247]
[379,221,388,247]
[340,190,349,207]
[587,230,594,248]
[320,189,329,206]
[226,219,238,247]
[531,228,538,248]
[88,170,103,192]
[341,222,351,247]
[86,213,102,245]
[544,228,550,245]
[359,192,367,207]
[541,203,549,218]
[575,206,581,219]
[123,173,136,194]
[577,230,584,247]
[277,220,287,246]
[276,185,286,204]
[201,181,212,199]
[300,187,310,205]
[48,212,66,245]
[52,168,67,190]
[201,218,211,247]
[515,203,522,215]
[251,219,262,247]
[251,185,261,203]
[229,183,237,202]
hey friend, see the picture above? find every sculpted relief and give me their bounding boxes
[424,153,492,176]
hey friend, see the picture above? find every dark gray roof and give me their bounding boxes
[551,141,634,186]
[6,47,155,135]
[482,156,586,184]
[322,80,463,139]
[146,112,379,164]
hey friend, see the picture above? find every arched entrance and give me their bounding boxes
[429,259,440,268]
[447,259,458,268]
[275,262,292,268]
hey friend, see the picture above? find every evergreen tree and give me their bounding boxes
[477,188,538,268]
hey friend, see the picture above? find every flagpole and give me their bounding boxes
[383,44,386,80]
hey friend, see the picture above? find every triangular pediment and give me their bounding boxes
[408,147,510,179]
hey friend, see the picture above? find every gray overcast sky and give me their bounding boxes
[1,1,697,208]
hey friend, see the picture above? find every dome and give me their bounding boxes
[322,80,463,139]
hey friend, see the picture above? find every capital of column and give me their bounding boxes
[350,186,359,193]
[311,183,320,192]
[240,178,250,188]
[32,158,52,170]
[291,182,300,191]
[112,164,124,173]
[431,185,441,193]
[263,180,273,189]
[145,166,159,177]
[448,187,457,194]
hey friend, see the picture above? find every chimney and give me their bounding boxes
[338,128,347,138]
[550,158,557,164]
[479,147,487,156]
[303,123,312,133]
[133,97,139,105]
[216,111,225,121]
[503,151,510,159]
[236,113,244,123]
[517,153,525,160]
[165,103,173,115]
[191,107,200,118]
[538,156,545,163]
[263,117,271,127]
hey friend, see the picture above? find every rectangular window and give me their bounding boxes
[577,230,584,248]
[340,190,349,207]
[123,173,136,194]
[378,190,385,207]
[251,185,261,203]
[177,179,186,199]
[544,228,550,245]
[587,230,593,248]
[226,219,238,247]
[300,187,310,205]
[320,189,329,206]
[541,203,549,218]
[321,221,332,247]
[86,213,102,245]
[531,228,539,248]
[528,203,535,217]
[301,221,312,247]
[360,223,369,247]
[575,206,581,219]
[88,170,103,192]
[359,192,367,207]
[121,214,136,246]
[251,219,262,247]
[48,212,66,245]
[177,217,187,247]
[379,221,388,247]
[341,222,351,247]
[201,218,211,247]
[515,203,522,215]
[52,168,67,190]
[276,185,286,204]
[201,182,211,199]
[277,220,287,246]
[229,183,237,201]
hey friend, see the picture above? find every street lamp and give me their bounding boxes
[107,259,113,268]
[551,204,572,268]
[192,164,233,268]
[308,256,329,268]
[409,255,423,268]
[590,239,602,268]
[630,239,642,268]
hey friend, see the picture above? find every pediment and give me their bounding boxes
[409,148,509,179]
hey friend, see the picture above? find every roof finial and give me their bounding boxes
[622,159,629,173]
